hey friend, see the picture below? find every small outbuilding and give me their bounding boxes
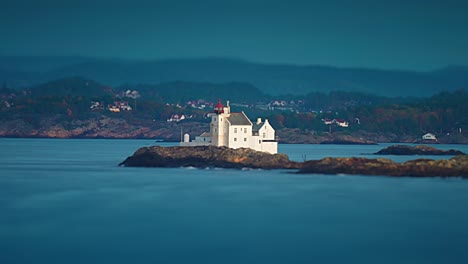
[422,133,437,141]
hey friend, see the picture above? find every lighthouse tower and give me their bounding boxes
[210,99,230,146]
[181,98,277,153]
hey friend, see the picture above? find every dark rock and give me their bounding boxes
[298,155,468,177]
[120,145,468,177]
[320,139,377,145]
[374,145,465,155]
[319,133,377,145]
[120,145,302,169]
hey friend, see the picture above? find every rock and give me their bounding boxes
[119,145,302,169]
[319,134,377,145]
[374,145,465,155]
[320,139,377,145]
[120,145,468,177]
[298,155,468,177]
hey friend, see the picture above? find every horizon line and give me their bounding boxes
[1,54,466,73]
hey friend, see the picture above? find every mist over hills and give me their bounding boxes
[29,77,113,97]
[1,56,467,97]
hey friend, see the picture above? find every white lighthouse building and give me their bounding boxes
[181,100,278,154]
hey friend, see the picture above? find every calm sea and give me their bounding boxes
[1,138,467,264]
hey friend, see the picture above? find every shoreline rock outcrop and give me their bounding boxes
[374,145,465,156]
[319,139,377,145]
[119,145,302,169]
[297,155,468,177]
[120,145,468,178]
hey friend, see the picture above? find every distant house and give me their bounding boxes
[322,118,349,127]
[186,99,214,110]
[167,114,192,122]
[108,105,120,112]
[335,119,349,128]
[194,132,212,143]
[322,118,334,125]
[108,101,132,112]
[422,133,437,141]
[90,101,104,110]
[123,90,140,99]
[117,101,132,111]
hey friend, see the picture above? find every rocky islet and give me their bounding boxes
[120,145,468,178]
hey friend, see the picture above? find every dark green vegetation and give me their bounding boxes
[126,81,266,104]
[0,76,466,143]
[260,90,467,143]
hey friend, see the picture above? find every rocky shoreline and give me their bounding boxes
[298,156,468,177]
[1,117,467,144]
[374,145,465,155]
[119,145,301,169]
[120,145,468,178]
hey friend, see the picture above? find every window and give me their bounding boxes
[244,138,247,142]
[220,118,222,121]
[262,133,266,138]
[214,117,216,121]
[234,128,237,133]
[244,128,247,133]
[234,138,237,142]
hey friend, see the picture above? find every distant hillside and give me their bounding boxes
[128,81,267,104]
[30,77,113,97]
[1,56,467,97]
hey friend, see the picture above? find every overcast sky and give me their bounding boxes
[1,0,467,70]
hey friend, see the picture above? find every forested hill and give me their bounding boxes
[1,56,467,97]
[127,81,267,104]
[0,77,466,143]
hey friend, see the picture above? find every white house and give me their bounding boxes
[108,101,132,112]
[181,100,278,154]
[422,133,437,141]
[322,118,349,127]
[334,119,349,128]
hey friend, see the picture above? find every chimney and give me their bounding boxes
[257,118,262,124]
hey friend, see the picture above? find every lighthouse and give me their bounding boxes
[211,99,230,146]
[181,99,277,154]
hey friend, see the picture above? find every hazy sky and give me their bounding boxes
[1,0,467,70]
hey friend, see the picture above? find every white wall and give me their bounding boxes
[261,141,278,154]
[211,114,229,147]
[210,111,278,154]
[228,125,251,149]
[258,120,275,140]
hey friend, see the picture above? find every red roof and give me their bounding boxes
[215,99,224,109]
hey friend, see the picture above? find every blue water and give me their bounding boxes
[1,139,467,264]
